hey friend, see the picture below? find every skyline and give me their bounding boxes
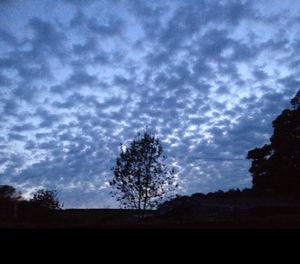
[0,0,300,208]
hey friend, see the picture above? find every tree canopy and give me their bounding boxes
[110,131,177,219]
[247,90,300,195]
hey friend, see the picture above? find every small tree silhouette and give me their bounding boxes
[110,131,177,220]
[30,189,62,210]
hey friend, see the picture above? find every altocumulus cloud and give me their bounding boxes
[0,0,300,208]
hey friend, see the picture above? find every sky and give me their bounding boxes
[0,0,300,208]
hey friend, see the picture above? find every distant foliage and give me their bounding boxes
[30,189,62,210]
[110,131,177,219]
[247,90,300,195]
[158,188,253,213]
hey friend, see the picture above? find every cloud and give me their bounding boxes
[69,8,125,38]
[0,72,12,87]
[2,99,20,116]
[72,37,98,55]
[13,84,41,102]
[7,132,28,141]
[36,107,61,128]
[0,28,18,47]
[27,17,67,59]
[11,123,35,132]
[67,70,98,87]
[87,16,124,37]
[63,0,96,7]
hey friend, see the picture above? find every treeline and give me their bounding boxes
[158,188,253,210]
[0,185,62,223]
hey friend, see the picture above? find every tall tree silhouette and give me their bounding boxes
[110,131,177,219]
[247,90,300,195]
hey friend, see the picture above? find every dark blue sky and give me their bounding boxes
[0,0,300,208]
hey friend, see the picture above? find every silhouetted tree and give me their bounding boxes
[30,189,62,210]
[0,185,22,201]
[110,131,177,219]
[247,90,300,195]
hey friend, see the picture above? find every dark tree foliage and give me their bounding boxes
[0,185,22,201]
[30,189,62,210]
[247,90,300,195]
[110,132,177,219]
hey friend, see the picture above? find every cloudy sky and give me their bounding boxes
[0,0,299,208]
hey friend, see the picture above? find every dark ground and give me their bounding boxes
[2,207,300,229]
